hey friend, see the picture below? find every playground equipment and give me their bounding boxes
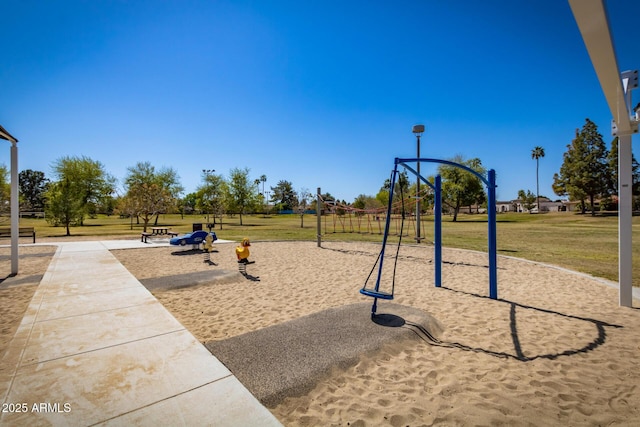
[360,168,407,305]
[317,190,431,237]
[359,157,498,317]
[203,233,215,264]
[236,237,253,275]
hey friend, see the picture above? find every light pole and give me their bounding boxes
[412,124,425,242]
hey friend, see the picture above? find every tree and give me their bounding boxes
[51,156,115,223]
[553,119,610,215]
[531,146,545,213]
[196,171,228,228]
[270,180,297,211]
[259,175,267,195]
[377,170,411,208]
[353,194,384,211]
[181,192,198,216]
[227,167,258,225]
[438,156,486,221]
[114,194,138,229]
[296,188,313,228]
[607,137,640,197]
[0,164,9,217]
[517,189,537,212]
[19,169,49,212]
[122,162,183,232]
[46,178,84,235]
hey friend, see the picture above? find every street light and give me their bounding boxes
[412,124,425,243]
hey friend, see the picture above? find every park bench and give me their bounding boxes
[0,227,36,243]
[140,232,152,243]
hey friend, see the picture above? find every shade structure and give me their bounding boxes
[0,124,18,143]
[569,0,638,307]
[0,124,19,275]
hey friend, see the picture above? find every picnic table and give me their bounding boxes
[151,227,169,235]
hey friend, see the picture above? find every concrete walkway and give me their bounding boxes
[0,240,282,426]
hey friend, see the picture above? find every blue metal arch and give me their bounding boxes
[397,157,497,301]
[397,157,491,187]
[361,157,497,316]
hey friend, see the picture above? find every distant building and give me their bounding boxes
[491,197,564,213]
[496,201,517,213]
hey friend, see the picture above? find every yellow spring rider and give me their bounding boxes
[236,237,254,274]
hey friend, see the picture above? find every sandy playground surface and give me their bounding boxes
[2,239,640,426]
[112,240,640,426]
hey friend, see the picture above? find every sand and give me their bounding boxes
[0,245,57,360]
[109,240,640,426]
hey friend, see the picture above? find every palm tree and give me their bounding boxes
[260,174,267,195]
[531,146,545,212]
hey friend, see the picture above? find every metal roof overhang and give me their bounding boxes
[0,124,18,143]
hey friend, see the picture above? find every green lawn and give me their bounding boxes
[7,212,640,287]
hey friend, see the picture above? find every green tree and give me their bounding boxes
[316,192,335,213]
[296,187,313,228]
[51,156,115,223]
[46,178,84,235]
[178,192,198,218]
[196,171,228,228]
[0,164,9,217]
[353,194,383,211]
[517,189,537,212]
[259,175,267,195]
[19,169,49,212]
[531,146,545,212]
[438,156,486,222]
[122,162,183,231]
[553,119,610,215]
[227,167,258,225]
[181,192,198,216]
[270,180,297,211]
[114,194,137,229]
[607,137,640,197]
[377,170,411,210]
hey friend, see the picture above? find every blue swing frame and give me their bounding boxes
[360,157,498,317]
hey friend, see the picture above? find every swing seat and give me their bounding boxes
[359,288,394,300]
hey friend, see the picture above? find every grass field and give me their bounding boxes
[5,212,639,288]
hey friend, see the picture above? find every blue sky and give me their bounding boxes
[2,0,639,203]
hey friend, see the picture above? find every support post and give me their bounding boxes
[316,187,322,248]
[370,164,399,316]
[416,134,421,243]
[10,142,18,275]
[488,169,497,300]
[618,134,633,307]
[434,175,442,287]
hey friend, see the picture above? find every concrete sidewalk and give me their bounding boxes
[0,240,281,426]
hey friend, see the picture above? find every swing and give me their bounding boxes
[360,168,406,302]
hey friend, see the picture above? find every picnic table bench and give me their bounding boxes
[141,230,179,243]
[0,227,36,243]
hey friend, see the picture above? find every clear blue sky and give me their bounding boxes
[2,0,639,203]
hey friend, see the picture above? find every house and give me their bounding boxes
[514,197,564,213]
[496,201,517,213]
[490,197,565,213]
